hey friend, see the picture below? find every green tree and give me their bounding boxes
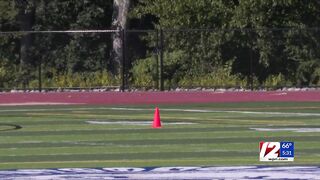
[230,0,320,85]
[34,0,113,73]
[0,1,17,25]
[0,0,114,89]
[132,0,238,87]
[132,0,320,87]
[0,1,19,88]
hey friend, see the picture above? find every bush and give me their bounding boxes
[263,73,287,88]
[131,50,189,88]
[311,67,320,86]
[36,70,119,88]
[179,62,247,88]
[0,58,15,89]
[131,55,250,89]
[131,57,155,88]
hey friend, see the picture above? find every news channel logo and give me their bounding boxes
[259,142,294,162]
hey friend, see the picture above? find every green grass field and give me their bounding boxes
[0,102,320,169]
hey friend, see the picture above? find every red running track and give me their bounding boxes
[0,91,319,105]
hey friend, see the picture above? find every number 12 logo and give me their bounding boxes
[259,141,294,161]
[259,142,280,160]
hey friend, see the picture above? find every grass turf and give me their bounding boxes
[0,102,319,169]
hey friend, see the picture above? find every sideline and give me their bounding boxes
[1,107,319,117]
[0,166,319,179]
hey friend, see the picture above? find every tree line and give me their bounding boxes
[0,0,320,90]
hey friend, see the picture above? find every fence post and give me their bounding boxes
[154,30,159,90]
[121,28,126,92]
[249,29,254,91]
[38,60,42,92]
[159,28,164,91]
[249,47,254,90]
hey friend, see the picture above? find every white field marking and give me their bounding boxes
[0,102,84,106]
[0,166,319,179]
[86,120,196,125]
[18,141,44,144]
[110,107,320,117]
[1,106,320,117]
[271,92,287,96]
[5,149,254,157]
[251,127,320,132]
[0,107,128,112]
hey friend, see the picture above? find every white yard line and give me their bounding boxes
[86,120,196,125]
[1,106,320,117]
[251,127,320,132]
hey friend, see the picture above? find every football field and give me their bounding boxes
[0,102,320,170]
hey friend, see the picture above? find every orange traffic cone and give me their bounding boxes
[152,107,162,128]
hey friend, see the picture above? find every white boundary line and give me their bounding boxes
[0,102,84,106]
[0,166,319,179]
[1,107,320,117]
[251,127,320,132]
[110,107,320,116]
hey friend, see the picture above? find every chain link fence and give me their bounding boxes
[0,28,319,92]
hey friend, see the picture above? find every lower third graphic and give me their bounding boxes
[259,142,294,162]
